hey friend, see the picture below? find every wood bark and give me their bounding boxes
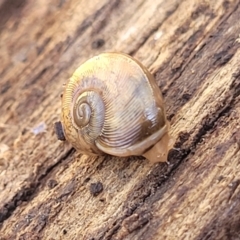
[0,0,240,239]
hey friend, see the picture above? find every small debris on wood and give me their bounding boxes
[84,177,91,183]
[31,122,47,135]
[47,179,58,189]
[90,182,103,196]
[91,39,105,49]
[54,121,66,141]
[99,198,105,202]
[217,175,225,182]
[21,128,28,135]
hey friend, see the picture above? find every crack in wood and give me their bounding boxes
[159,1,240,123]
[195,183,240,240]
[0,148,75,228]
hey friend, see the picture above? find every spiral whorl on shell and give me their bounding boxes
[61,52,169,159]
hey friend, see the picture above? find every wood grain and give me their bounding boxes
[0,0,239,239]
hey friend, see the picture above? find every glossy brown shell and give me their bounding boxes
[61,52,169,158]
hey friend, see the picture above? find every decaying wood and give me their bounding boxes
[0,0,239,239]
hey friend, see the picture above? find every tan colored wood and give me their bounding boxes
[0,0,239,239]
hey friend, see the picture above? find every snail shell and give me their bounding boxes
[57,52,173,162]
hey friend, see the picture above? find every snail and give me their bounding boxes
[55,52,173,162]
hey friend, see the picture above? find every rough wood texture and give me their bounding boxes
[0,0,240,239]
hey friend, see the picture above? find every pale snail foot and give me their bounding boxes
[142,132,175,163]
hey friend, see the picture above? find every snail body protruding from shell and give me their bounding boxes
[55,52,173,162]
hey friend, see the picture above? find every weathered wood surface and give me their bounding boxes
[0,0,240,239]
